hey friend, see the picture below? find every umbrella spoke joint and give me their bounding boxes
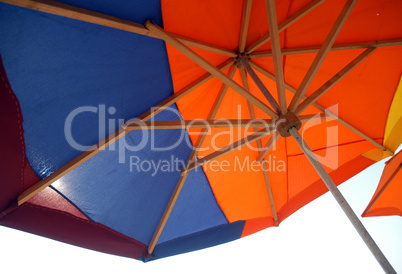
[275,112,301,137]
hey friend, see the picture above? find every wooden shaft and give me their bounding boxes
[289,0,358,111]
[246,0,325,53]
[238,58,281,112]
[147,66,236,255]
[240,68,279,224]
[145,21,279,120]
[239,0,253,53]
[265,0,287,114]
[249,38,402,58]
[289,127,396,274]
[248,61,391,154]
[183,127,274,173]
[294,47,376,115]
[362,164,402,216]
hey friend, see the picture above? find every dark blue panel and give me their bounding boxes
[52,106,228,246]
[0,3,172,178]
[151,221,246,260]
[158,167,228,244]
[56,0,163,25]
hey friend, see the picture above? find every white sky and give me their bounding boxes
[0,154,401,274]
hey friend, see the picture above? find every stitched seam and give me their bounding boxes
[1,71,25,193]
[24,203,147,248]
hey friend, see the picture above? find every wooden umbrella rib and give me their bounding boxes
[240,68,279,224]
[18,58,235,205]
[295,47,376,115]
[125,119,275,130]
[18,129,127,205]
[145,20,280,120]
[250,38,402,58]
[246,0,326,53]
[249,61,391,154]
[170,33,237,57]
[256,132,280,162]
[147,66,237,255]
[265,0,287,114]
[239,0,253,53]
[239,58,281,112]
[289,0,358,112]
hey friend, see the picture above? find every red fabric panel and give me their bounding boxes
[27,187,89,220]
[0,203,147,259]
[0,54,39,211]
[0,55,27,211]
[0,54,146,259]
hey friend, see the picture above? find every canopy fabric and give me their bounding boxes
[0,0,401,262]
[163,0,401,231]
[362,150,402,217]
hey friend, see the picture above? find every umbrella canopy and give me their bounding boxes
[0,0,401,270]
[363,149,402,217]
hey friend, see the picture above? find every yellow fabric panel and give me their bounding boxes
[384,75,402,152]
[362,148,391,162]
[363,75,402,162]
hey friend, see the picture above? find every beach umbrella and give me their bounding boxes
[0,0,401,272]
[362,149,402,218]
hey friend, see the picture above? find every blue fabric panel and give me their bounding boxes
[0,1,232,252]
[158,168,228,244]
[52,106,228,246]
[0,3,171,178]
[151,221,246,260]
[55,0,163,25]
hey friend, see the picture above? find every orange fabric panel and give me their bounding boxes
[165,44,229,92]
[287,141,377,200]
[363,150,402,217]
[241,216,277,238]
[280,152,376,221]
[242,152,375,238]
[161,0,402,236]
[285,0,402,47]
[162,0,242,49]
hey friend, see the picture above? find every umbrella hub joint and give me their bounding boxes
[236,53,250,65]
[275,112,301,137]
